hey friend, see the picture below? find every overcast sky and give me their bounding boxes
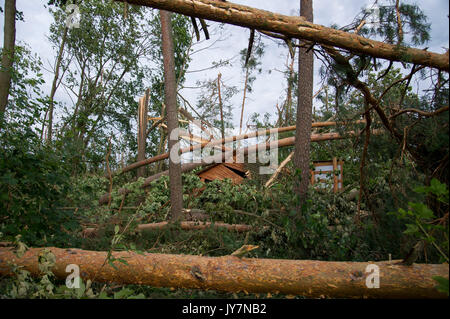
[1,0,449,131]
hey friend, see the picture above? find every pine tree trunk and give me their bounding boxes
[293,0,314,207]
[0,0,16,118]
[114,0,448,71]
[0,246,447,298]
[160,10,183,220]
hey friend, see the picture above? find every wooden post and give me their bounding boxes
[137,89,149,178]
[333,157,338,193]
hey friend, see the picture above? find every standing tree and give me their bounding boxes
[238,34,265,135]
[160,10,183,220]
[0,0,16,119]
[46,25,68,143]
[293,0,314,208]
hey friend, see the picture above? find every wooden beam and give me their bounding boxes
[333,157,338,193]
[115,0,448,71]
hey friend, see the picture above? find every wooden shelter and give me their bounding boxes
[196,162,248,184]
[196,157,344,191]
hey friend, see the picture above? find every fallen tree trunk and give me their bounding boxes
[114,120,364,176]
[137,221,252,232]
[99,129,381,205]
[0,247,447,298]
[115,0,449,71]
[265,151,294,188]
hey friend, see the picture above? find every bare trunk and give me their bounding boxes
[137,89,149,178]
[0,0,16,118]
[160,10,183,220]
[217,73,225,140]
[239,67,249,135]
[0,246,447,298]
[293,0,314,207]
[265,151,294,188]
[285,51,296,125]
[47,26,68,143]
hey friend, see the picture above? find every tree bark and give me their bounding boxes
[113,0,449,71]
[160,10,183,220]
[293,0,314,207]
[47,26,68,143]
[138,221,252,232]
[137,89,149,178]
[265,151,294,188]
[0,246,447,298]
[0,0,16,118]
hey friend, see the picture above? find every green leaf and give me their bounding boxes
[409,203,434,220]
[98,291,111,299]
[403,223,419,235]
[113,288,134,299]
[76,279,86,299]
[108,259,118,270]
[432,276,449,296]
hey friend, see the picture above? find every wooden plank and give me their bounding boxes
[333,157,338,193]
[313,170,334,174]
[223,162,246,173]
[314,161,334,167]
[198,165,244,184]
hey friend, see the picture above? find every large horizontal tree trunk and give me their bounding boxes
[99,129,382,205]
[137,221,252,232]
[114,0,448,71]
[0,247,447,298]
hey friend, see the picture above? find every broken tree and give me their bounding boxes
[114,0,448,71]
[0,247,447,298]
